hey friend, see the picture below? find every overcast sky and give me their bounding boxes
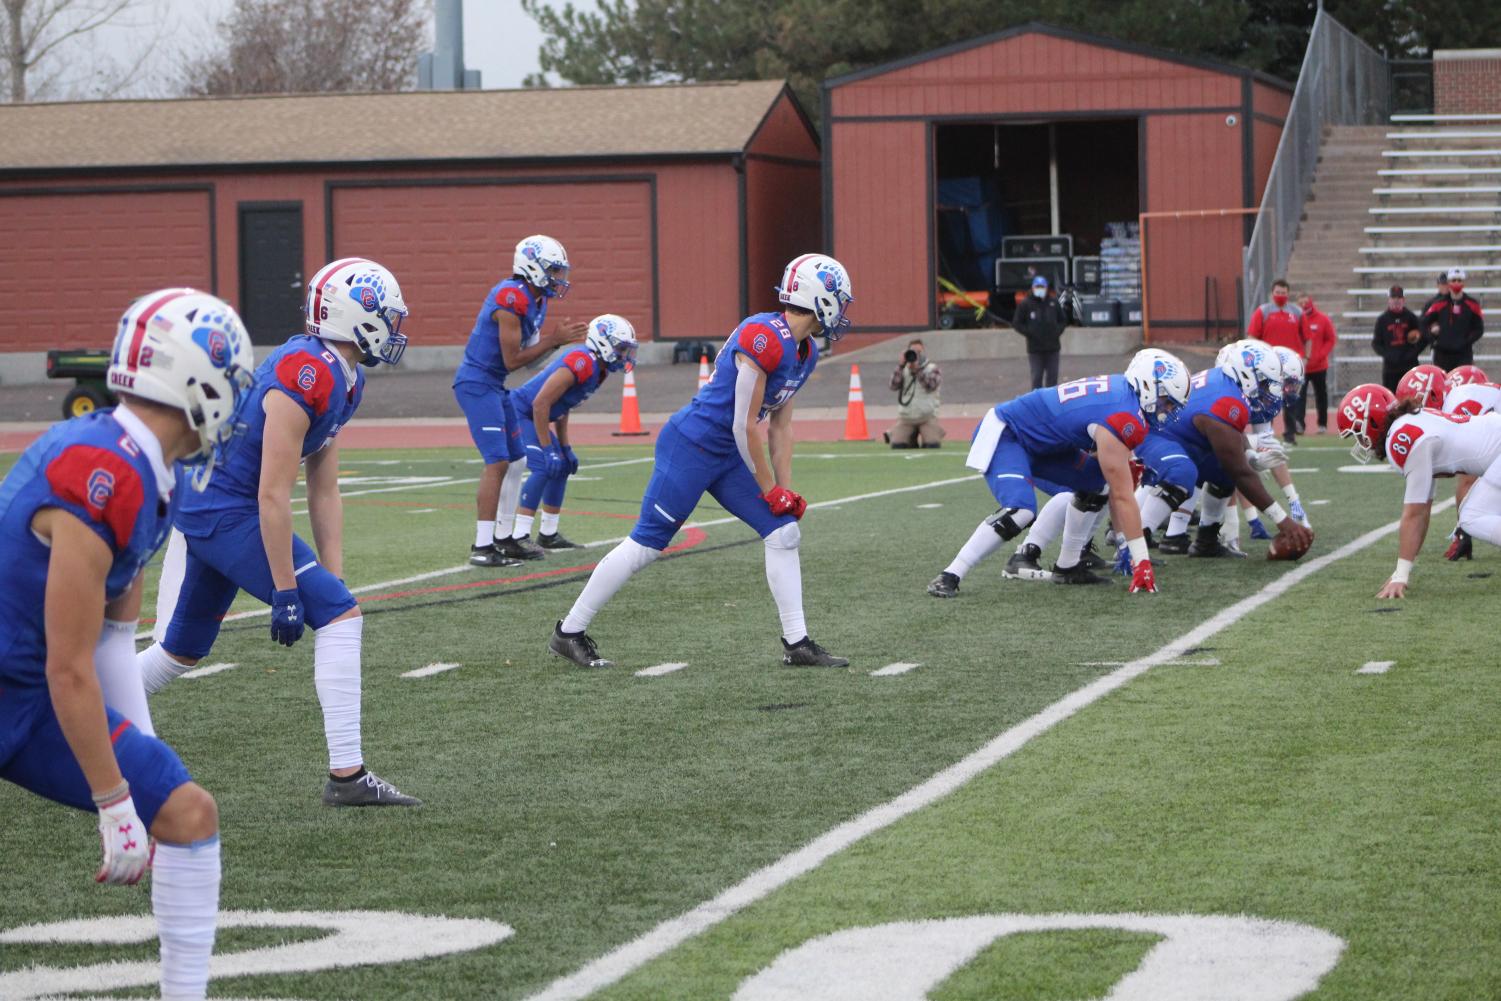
[59,0,563,100]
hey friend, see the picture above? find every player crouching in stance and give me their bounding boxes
[0,290,252,1000]
[1338,382,1501,598]
[139,259,420,807]
[551,254,854,669]
[508,315,638,551]
[927,348,1191,598]
[1135,341,1313,560]
[1438,364,1497,559]
[456,235,588,567]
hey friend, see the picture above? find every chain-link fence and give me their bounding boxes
[1243,12,1390,322]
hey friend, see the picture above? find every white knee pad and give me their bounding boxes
[765,522,802,551]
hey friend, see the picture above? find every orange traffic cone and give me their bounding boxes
[844,364,869,441]
[612,364,649,437]
[697,353,711,392]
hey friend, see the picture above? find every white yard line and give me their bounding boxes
[402,662,461,679]
[179,662,237,680]
[525,499,1454,1001]
[1356,661,1395,675]
[634,662,688,678]
[870,662,921,677]
[139,473,980,639]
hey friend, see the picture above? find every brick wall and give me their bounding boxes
[1434,49,1501,115]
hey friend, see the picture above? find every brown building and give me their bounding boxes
[823,23,1292,342]
[0,80,819,373]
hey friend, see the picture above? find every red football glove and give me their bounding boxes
[1129,558,1157,593]
[764,485,807,519]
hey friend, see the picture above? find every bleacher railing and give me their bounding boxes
[1243,12,1390,322]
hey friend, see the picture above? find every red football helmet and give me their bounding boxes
[1396,363,1448,410]
[1446,364,1489,390]
[1336,383,1397,463]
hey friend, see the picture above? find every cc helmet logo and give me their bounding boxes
[356,286,379,311]
[193,326,231,368]
[817,269,838,292]
[87,469,115,509]
[297,363,318,392]
[596,318,615,335]
[1152,358,1171,379]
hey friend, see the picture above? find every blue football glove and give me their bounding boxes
[544,446,566,478]
[524,446,549,474]
[562,445,579,475]
[270,588,305,647]
[1113,544,1133,577]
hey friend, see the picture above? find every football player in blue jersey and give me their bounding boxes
[550,254,854,669]
[1,290,253,1000]
[506,314,638,551]
[455,235,588,566]
[1239,343,1312,540]
[1135,342,1314,558]
[138,258,420,808]
[927,348,1191,596]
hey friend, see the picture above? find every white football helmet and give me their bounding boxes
[584,314,638,373]
[108,288,255,491]
[1124,348,1191,421]
[1272,345,1305,398]
[513,235,571,298]
[776,254,854,338]
[305,258,409,367]
[1216,338,1283,408]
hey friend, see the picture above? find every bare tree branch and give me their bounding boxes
[2,0,144,102]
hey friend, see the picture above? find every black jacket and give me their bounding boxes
[1012,296,1070,354]
[1420,293,1485,354]
[1372,308,1427,369]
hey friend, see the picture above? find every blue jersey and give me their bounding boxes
[177,335,363,536]
[669,312,819,455]
[454,278,548,387]
[0,411,175,688]
[1155,368,1252,454]
[512,347,609,423]
[994,374,1149,455]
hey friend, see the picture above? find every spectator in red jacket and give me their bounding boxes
[1296,294,1336,433]
[1248,278,1304,355]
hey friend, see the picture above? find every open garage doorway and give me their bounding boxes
[934,118,1139,322]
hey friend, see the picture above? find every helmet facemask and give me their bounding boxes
[181,362,254,492]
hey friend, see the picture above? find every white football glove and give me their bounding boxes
[95,791,152,885]
[1245,431,1287,472]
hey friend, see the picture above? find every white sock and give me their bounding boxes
[512,513,535,539]
[945,521,1002,579]
[97,619,154,737]
[1200,490,1229,528]
[1139,491,1173,534]
[763,524,806,643]
[153,835,221,1001]
[1283,483,1301,505]
[1166,506,1192,536]
[561,538,659,633]
[540,510,561,535]
[495,463,526,539]
[1021,492,1070,552]
[139,642,193,696]
[1055,500,1096,569]
[1220,499,1241,545]
[153,529,188,645]
[313,616,363,772]
[475,519,494,548]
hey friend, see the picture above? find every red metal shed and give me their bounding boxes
[0,81,819,365]
[824,23,1292,343]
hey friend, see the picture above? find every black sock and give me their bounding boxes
[331,766,368,783]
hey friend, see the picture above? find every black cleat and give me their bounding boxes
[781,636,849,667]
[470,544,524,568]
[538,531,583,550]
[1051,561,1110,585]
[927,571,961,597]
[1187,526,1246,558]
[1002,544,1051,581]
[322,769,422,808]
[1079,539,1110,570]
[1157,532,1190,555]
[1445,529,1473,561]
[1143,528,1160,551]
[548,621,614,668]
[496,535,546,561]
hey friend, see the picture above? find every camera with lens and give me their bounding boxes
[903,349,919,364]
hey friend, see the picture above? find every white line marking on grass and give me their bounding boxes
[1357,660,1395,674]
[141,474,982,640]
[634,662,688,677]
[916,503,943,509]
[180,663,237,680]
[870,662,920,676]
[1310,499,1331,506]
[1289,467,1320,473]
[1338,464,1396,474]
[407,508,437,514]
[402,662,461,679]
[525,499,1454,1001]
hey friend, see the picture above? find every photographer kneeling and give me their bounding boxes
[886,338,944,448]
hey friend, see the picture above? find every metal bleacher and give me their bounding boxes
[1336,113,1501,388]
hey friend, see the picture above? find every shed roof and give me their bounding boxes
[825,22,1293,92]
[0,79,794,172]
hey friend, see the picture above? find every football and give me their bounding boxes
[1267,530,1313,561]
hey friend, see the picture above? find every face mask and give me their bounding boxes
[1032,287,1046,298]
[1451,283,1465,295]
[1272,293,1289,307]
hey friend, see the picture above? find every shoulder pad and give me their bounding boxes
[44,444,146,550]
[274,350,336,417]
[495,283,533,317]
[564,350,596,383]
[736,321,785,373]
[1209,395,1250,432]
[1104,411,1147,449]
